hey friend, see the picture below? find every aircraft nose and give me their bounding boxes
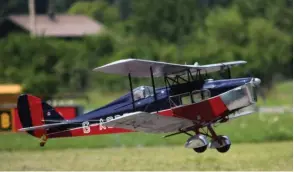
[253,78,261,86]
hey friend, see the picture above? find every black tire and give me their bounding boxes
[216,144,231,153]
[193,145,207,153]
[40,142,46,147]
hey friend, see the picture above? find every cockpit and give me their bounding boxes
[133,86,154,101]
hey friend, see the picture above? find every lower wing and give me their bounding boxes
[47,111,194,138]
[102,111,194,133]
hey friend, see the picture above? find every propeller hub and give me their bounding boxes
[253,78,261,86]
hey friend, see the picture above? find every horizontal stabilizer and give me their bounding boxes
[18,122,68,132]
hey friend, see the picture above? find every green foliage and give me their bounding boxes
[0,33,118,97]
[129,0,200,42]
[0,1,28,19]
[0,34,58,96]
[0,0,292,96]
[68,0,120,26]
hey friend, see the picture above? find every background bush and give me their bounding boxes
[0,0,292,98]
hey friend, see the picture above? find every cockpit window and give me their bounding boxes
[133,86,154,101]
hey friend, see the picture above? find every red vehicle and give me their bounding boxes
[17,59,261,153]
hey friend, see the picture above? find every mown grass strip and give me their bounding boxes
[0,141,292,171]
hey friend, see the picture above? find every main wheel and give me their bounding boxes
[193,145,207,153]
[216,144,231,153]
[185,134,208,153]
[214,135,231,153]
[40,142,46,147]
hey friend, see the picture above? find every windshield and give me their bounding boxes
[133,86,154,101]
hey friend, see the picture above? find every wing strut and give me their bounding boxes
[149,67,157,102]
[228,67,231,79]
[128,73,135,111]
[163,129,193,138]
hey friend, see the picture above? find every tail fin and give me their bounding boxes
[17,94,65,138]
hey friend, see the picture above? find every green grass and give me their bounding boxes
[258,80,293,107]
[0,113,292,150]
[0,141,292,171]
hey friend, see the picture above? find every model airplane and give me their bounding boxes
[17,59,261,153]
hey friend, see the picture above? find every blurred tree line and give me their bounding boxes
[0,0,292,97]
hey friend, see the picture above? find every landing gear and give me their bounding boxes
[184,125,232,153]
[40,142,46,147]
[39,134,48,147]
[210,135,231,153]
[166,125,232,153]
[185,134,208,153]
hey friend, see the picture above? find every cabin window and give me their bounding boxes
[180,93,193,105]
[133,86,154,101]
[192,90,211,103]
[169,89,211,106]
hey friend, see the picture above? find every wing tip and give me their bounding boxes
[92,58,134,72]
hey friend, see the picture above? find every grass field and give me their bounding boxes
[0,113,292,150]
[258,80,293,107]
[0,141,292,171]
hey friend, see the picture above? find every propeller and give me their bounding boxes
[245,70,261,86]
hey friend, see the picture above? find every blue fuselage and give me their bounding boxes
[74,77,253,122]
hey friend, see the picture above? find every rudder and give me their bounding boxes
[17,94,65,138]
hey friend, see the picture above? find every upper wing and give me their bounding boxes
[101,111,194,133]
[93,58,246,77]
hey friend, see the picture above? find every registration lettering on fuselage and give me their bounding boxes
[82,114,124,133]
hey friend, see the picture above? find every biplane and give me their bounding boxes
[17,59,261,153]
